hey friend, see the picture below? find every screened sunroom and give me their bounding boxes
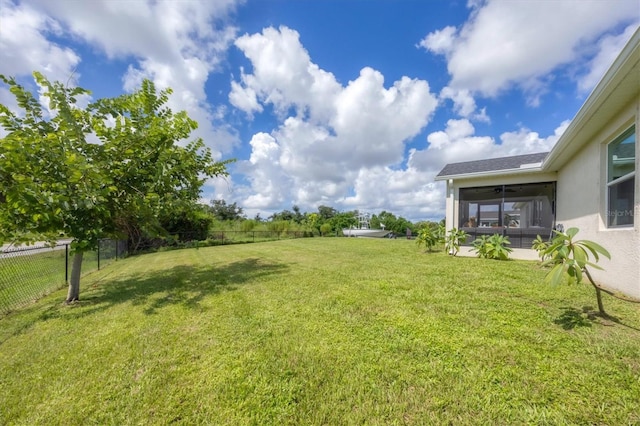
[457,182,556,248]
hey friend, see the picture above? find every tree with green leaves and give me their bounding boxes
[539,228,640,317]
[208,199,244,222]
[0,72,231,303]
[303,212,320,232]
[317,205,337,220]
[540,228,611,315]
[269,209,296,222]
[160,203,212,243]
[292,205,303,224]
[376,211,397,233]
[328,211,358,233]
[319,223,332,236]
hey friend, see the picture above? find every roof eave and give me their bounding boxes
[434,166,545,181]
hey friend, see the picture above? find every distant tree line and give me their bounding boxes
[165,199,443,241]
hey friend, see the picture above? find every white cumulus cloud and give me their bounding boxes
[1,0,244,158]
[0,0,81,83]
[577,23,639,93]
[230,26,439,215]
[419,0,639,101]
[230,26,341,122]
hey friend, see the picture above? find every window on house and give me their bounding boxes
[607,126,636,227]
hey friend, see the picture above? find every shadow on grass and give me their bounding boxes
[554,307,594,330]
[554,306,640,332]
[43,257,289,319]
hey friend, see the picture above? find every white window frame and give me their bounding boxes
[606,126,636,228]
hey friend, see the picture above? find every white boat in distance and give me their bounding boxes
[342,213,391,238]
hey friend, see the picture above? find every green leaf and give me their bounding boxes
[559,245,570,258]
[573,245,588,268]
[545,264,565,286]
[573,265,583,284]
[565,227,579,238]
[579,240,611,260]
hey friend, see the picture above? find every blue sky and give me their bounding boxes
[1,0,638,221]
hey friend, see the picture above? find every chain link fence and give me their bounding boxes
[0,239,127,315]
[129,230,315,252]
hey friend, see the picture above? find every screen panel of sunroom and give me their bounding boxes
[458,182,556,248]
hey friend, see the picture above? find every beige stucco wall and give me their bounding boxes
[555,97,640,298]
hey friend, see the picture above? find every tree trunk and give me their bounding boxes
[594,286,606,316]
[583,267,606,316]
[66,250,83,303]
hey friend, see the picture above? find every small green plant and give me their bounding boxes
[445,228,467,256]
[471,235,489,258]
[472,233,512,260]
[541,227,611,316]
[531,234,549,260]
[416,225,442,252]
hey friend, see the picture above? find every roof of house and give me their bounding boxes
[435,152,549,179]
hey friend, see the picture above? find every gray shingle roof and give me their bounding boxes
[436,152,549,178]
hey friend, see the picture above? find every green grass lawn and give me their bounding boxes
[1,238,639,424]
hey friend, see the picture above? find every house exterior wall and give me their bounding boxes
[555,97,640,298]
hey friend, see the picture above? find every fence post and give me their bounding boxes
[65,244,69,283]
[97,241,101,270]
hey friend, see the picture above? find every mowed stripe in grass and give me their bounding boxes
[1,238,639,424]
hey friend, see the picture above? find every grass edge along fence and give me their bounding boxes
[206,230,313,245]
[0,239,127,315]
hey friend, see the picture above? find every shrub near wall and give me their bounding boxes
[472,234,512,260]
